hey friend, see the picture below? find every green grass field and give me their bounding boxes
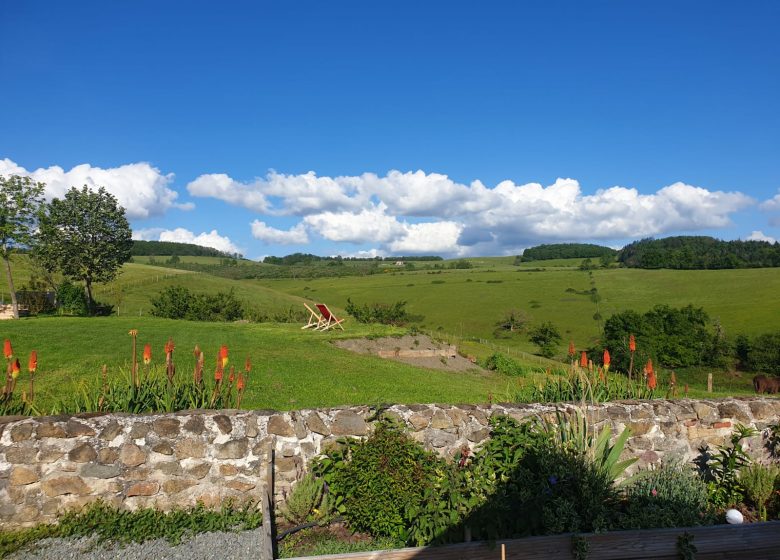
[1,254,775,412]
[1,317,511,412]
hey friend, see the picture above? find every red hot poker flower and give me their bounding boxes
[568,341,575,358]
[28,351,37,373]
[644,358,654,376]
[214,361,224,382]
[4,339,13,359]
[143,344,152,365]
[647,369,657,390]
[629,334,636,353]
[579,351,588,368]
[237,372,245,391]
[11,358,21,379]
[165,338,175,355]
[603,349,611,367]
[219,345,229,368]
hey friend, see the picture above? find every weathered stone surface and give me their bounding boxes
[120,444,146,467]
[36,422,66,439]
[152,442,174,455]
[37,446,65,463]
[158,461,183,476]
[183,416,205,434]
[293,415,308,439]
[163,479,197,494]
[630,406,654,420]
[69,443,97,463]
[98,448,119,464]
[151,417,180,437]
[129,423,151,439]
[430,410,453,430]
[717,402,751,423]
[213,415,232,434]
[10,467,39,486]
[275,455,302,473]
[126,481,159,497]
[10,423,34,442]
[187,463,211,479]
[408,412,432,430]
[304,412,330,436]
[226,479,256,492]
[628,421,654,437]
[447,408,467,426]
[42,476,90,497]
[175,438,206,459]
[5,446,36,464]
[332,410,368,436]
[216,438,248,459]
[245,416,259,438]
[66,420,96,437]
[99,421,123,441]
[220,464,239,476]
[428,429,457,448]
[606,406,629,420]
[267,415,295,437]
[467,427,490,442]
[749,400,776,420]
[252,437,274,458]
[81,464,121,479]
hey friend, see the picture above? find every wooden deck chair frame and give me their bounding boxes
[315,303,345,331]
[301,303,325,330]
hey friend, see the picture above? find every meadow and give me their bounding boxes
[3,253,777,412]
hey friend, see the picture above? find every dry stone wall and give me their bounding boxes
[1,397,779,530]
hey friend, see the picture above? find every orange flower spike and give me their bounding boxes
[11,359,21,380]
[237,372,245,392]
[603,349,611,371]
[214,362,223,382]
[579,351,588,368]
[193,344,201,358]
[568,340,575,358]
[645,358,654,376]
[629,334,636,353]
[128,329,138,337]
[28,351,37,373]
[228,367,235,384]
[3,339,13,359]
[165,338,175,355]
[143,344,152,365]
[647,370,657,390]
[219,345,229,368]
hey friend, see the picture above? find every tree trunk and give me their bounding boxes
[2,253,19,320]
[84,279,94,315]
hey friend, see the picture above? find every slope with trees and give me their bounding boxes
[518,243,617,262]
[618,236,780,269]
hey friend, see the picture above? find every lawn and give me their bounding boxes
[1,317,509,413]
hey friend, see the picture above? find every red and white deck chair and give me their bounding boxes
[302,303,325,330]
[315,303,345,331]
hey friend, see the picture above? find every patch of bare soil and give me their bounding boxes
[334,334,487,373]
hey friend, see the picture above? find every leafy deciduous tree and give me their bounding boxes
[35,186,132,314]
[528,321,562,358]
[0,175,45,319]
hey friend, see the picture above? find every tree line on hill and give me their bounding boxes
[262,253,443,265]
[519,237,780,269]
[130,240,239,259]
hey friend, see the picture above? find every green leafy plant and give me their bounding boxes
[279,473,333,525]
[700,424,758,508]
[740,463,779,521]
[620,461,714,529]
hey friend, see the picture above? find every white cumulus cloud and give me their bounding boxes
[0,158,188,219]
[133,227,242,255]
[745,230,777,243]
[250,221,309,245]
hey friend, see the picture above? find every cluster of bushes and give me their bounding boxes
[294,416,780,548]
[150,286,244,322]
[345,298,419,326]
[735,333,780,375]
[130,240,236,258]
[518,243,617,262]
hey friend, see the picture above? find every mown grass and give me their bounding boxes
[1,317,509,413]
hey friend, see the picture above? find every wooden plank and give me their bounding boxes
[260,450,275,560]
[285,521,780,560]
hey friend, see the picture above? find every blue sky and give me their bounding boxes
[2,1,779,258]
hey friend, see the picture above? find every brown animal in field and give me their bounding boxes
[753,375,780,394]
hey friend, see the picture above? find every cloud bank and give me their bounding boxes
[0,158,190,219]
[187,170,754,255]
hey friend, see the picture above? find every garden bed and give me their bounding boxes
[286,521,780,560]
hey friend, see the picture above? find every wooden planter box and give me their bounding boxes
[286,521,780,560]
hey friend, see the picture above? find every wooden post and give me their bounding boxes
[707,373,713,393]
[261,449,276,560]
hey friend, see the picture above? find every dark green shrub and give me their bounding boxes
[344,298,416,326]
[151,286,244,322]
[314,419,444,542]
[55,280,89,316]
[620,461,714,529]
[482,352,527,376]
